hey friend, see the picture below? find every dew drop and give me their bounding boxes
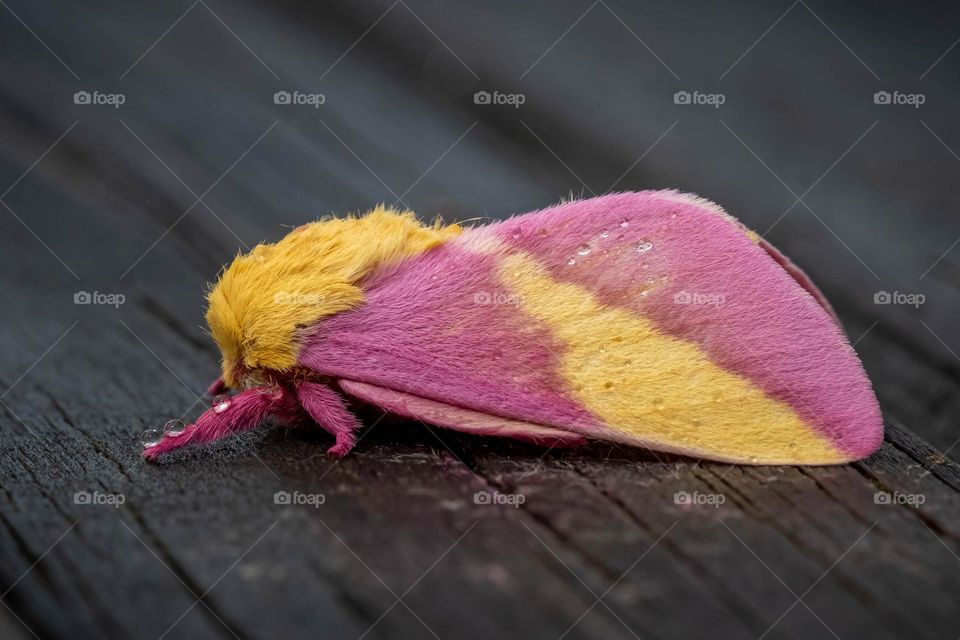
[618,218,629,228]
[634,239,653,253]
[600,230,610,238]
[576,244,592,256]
[567,257,577,266]
[141,428,163,448]
[163,419,185,437]
[212,394,231,413]
[511,230,521,240]
[537,228,548,237]
[748,456,759,464]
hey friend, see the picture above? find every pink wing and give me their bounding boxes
[296,191,882,463]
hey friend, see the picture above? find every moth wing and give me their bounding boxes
[338,380,586,447]
[300,191,882,465]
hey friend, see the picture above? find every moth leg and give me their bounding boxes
[294,381,361,458]
[143,385,300,461]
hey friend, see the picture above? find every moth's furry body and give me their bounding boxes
[143,191,883,465]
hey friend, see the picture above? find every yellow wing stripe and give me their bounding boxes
[498,252,843,464]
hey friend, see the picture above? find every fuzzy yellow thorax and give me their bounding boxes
[206,206,461,387]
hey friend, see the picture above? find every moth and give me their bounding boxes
[142,190,883,465]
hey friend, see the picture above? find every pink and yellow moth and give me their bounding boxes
[142,190,883,465]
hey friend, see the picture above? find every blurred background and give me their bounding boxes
[1,1,959,639]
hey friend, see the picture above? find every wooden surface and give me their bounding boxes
[1,1,959,638]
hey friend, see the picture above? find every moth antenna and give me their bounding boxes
[142,386,300,461]
[294,381,361,458]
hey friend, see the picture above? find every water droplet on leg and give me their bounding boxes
[212,394,231,413]
[163,419,185,437]
[576,244,591,256]
[141,428,163,448]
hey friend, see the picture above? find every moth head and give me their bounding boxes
[205,207,461,387]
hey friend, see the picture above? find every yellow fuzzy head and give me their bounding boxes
[206,206,461,388]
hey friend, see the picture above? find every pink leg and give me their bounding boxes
[206,376,226,397]
[294,381,362,458]
[143,386,301,461]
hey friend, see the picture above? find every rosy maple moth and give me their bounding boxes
[141,190,883,465]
